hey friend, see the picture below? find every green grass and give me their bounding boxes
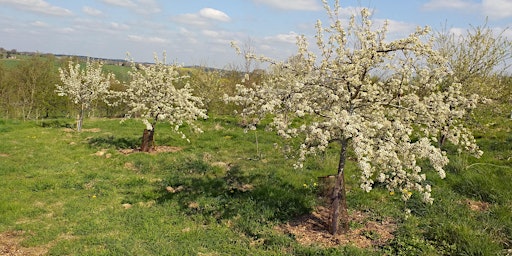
[0,110,511,255]
[102,64,131,82]
[0,58,23,68]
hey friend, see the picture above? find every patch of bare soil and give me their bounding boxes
[118,145,183,155]
[62,128,101,133]
[465,199,490,212]
[93,149,112,158]
[0,231,47,256]
[124,162,138,171]
[83,128,101,132]
[277,206,396,248]
[0,153,9,157]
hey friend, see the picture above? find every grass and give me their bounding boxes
[0,109,511,255]
[0,58,23,68]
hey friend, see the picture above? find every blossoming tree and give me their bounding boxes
[122,53,208,152]
[56,59,114,131]
[227,0,481,235]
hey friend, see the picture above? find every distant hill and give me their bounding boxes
[0,48,270,79]
[0,48,144,66]
[0,48,238,72]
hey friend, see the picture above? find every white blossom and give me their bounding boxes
[225,3,481,206]
[121,52,207,138]
[56,59,114,131]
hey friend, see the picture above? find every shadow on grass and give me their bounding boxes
[157,164,314,237]
[88,135,140,149]
[38,119,74,128]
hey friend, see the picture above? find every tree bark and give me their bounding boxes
[438,133,447,149]
[330,138,350,235]
[77,104,84,132]
[141,128,155,152]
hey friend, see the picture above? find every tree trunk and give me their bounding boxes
[330,138,350,235]
[77,104,84,132]
[77,114,83,132]
[438,133,446,149]
[141,128,155,152]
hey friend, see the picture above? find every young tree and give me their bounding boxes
[56,59,114,131]
[226,1,482,235]
[435,22,511,90]
[25,55,64,119]
[122,53,208,152]
[435,22,512,120]
[0,55,63,119]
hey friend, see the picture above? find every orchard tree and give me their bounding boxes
[226,0,482,235]
[187,67,228,115]
[122,53,208,152]
[56,59,114,131]
[435,22,511,91]
[435,23,512,119]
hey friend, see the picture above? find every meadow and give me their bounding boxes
[0,107,511,255]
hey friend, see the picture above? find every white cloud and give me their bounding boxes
[55,27,75,34]
[2,28,16,33]
[64,18,131,36]
[179,27,199,44]
[449,26,512,40]
[100,0,160,14]
[200,29,238,46]
[423,0,512,20]
[110,22,130,30]
[202,30,220,38]
[483,0,512,19]
[264,31,299,44]
[0,0,72,16]
[338,6,372,17]
[101,0,136,8]
[136,0,161,14]
[128,35,168,44]
[375,19,417,36]
[422,0,478,11]
[172,13,209,27]
[30,21,49,27]
[253,0,322,11]
[82,6,103,16]
[199,8,231,22]
[172,8,231,28]
[259,44,273,51]
[145,37,168,44]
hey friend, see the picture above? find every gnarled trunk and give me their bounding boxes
[330,138,350,235]
[141,128,155,152]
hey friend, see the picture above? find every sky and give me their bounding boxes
[0,0,511,68]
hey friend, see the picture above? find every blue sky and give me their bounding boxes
[0,0,511,68]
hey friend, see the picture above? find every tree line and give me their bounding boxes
[0,54,265,120]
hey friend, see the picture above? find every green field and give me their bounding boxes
[0,110,511,255]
